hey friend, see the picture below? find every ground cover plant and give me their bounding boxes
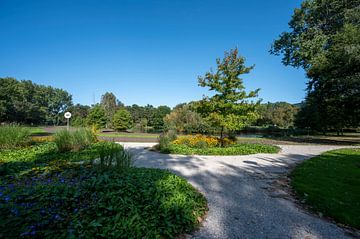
[0,138,207,238]
[291,148,360,229]
[158,134,280,155]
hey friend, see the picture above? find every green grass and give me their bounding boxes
[291,148,360,229]
[0,142,207,238]
[163,143,280,155]
[28,127,47,135]
[97,133,159,138]
[0,125,32,150]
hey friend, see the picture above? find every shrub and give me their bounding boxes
[158,130,177,153]
[0,125,31,150]
[54,129,97,152]
[172,134,236,148]
[0,159,207,238]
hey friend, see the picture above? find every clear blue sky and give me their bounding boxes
[0,0,306,107]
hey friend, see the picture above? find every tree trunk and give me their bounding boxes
[220,126,224,147]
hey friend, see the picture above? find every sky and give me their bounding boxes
[0,0,307,107]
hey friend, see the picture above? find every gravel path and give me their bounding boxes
[121,143,357,239]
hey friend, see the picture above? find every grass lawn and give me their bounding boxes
[163,143,280,155]
[0,142,207,238]
[28,127,48,135]
[291,148,360,229]
[97,132,159,139]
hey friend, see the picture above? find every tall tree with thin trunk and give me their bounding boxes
[195,48,260,145]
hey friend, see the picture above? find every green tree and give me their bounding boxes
[112,108,133,131]
[100,92,119,128]
[257,102,299,128]
[86,104,107,130]
[195,48,260,142]
[164,104,209,134]
[271,0,360,132]
[67,104,90,127]
[0,77,72,125]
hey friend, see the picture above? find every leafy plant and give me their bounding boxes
[166,143,280,155]
[0,145,207,238]
[0,125,31,150]
[158,130,177,153]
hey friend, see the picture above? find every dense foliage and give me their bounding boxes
[112,108,133,131]
[86,104,108,130]
[291,148,360,229]
[0,141,207,238]
[271,0,360,133]
[256,102,299,128]
[195,48,260,141]
[100,92,124,128]
[0,77,72,125]
[164,103,210,134]
[126,104,171,132]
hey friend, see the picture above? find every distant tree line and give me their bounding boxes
[0,77,72,125]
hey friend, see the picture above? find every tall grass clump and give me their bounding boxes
[92,142,134,170]
[0,125,31,150]
[54,128,97,152]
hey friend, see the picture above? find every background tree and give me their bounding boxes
[100,92,119,128]
[195,48,260,142]
[86,104,107,130]
[112,108,133,131]
[67,104,90,127]
[164,103,209,134]
[0,77,72,125]
[271,0,360,132]
[256,102,299,128]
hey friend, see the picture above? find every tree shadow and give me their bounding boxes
[126,144,356,239]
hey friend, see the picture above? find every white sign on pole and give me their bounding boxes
[64,112,72,119]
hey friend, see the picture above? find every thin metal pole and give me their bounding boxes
[67,118,70,131]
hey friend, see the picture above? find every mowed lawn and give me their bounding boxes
[97,132,159,139]
[291,148,360,229]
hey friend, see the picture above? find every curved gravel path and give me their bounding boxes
[121,143,357,239]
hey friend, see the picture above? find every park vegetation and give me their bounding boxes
[0,126,207,238]
[271,0,360,134]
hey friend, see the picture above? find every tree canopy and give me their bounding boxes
[112,108,133,131]
[195,48,260,139]
[271,0,360,132]
[0,77,72,125]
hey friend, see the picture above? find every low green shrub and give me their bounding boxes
[54,128,97,152]
[166,143,280,155]
[0,163,207,238]
[0,125,31,150]
[158,130,177,153]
